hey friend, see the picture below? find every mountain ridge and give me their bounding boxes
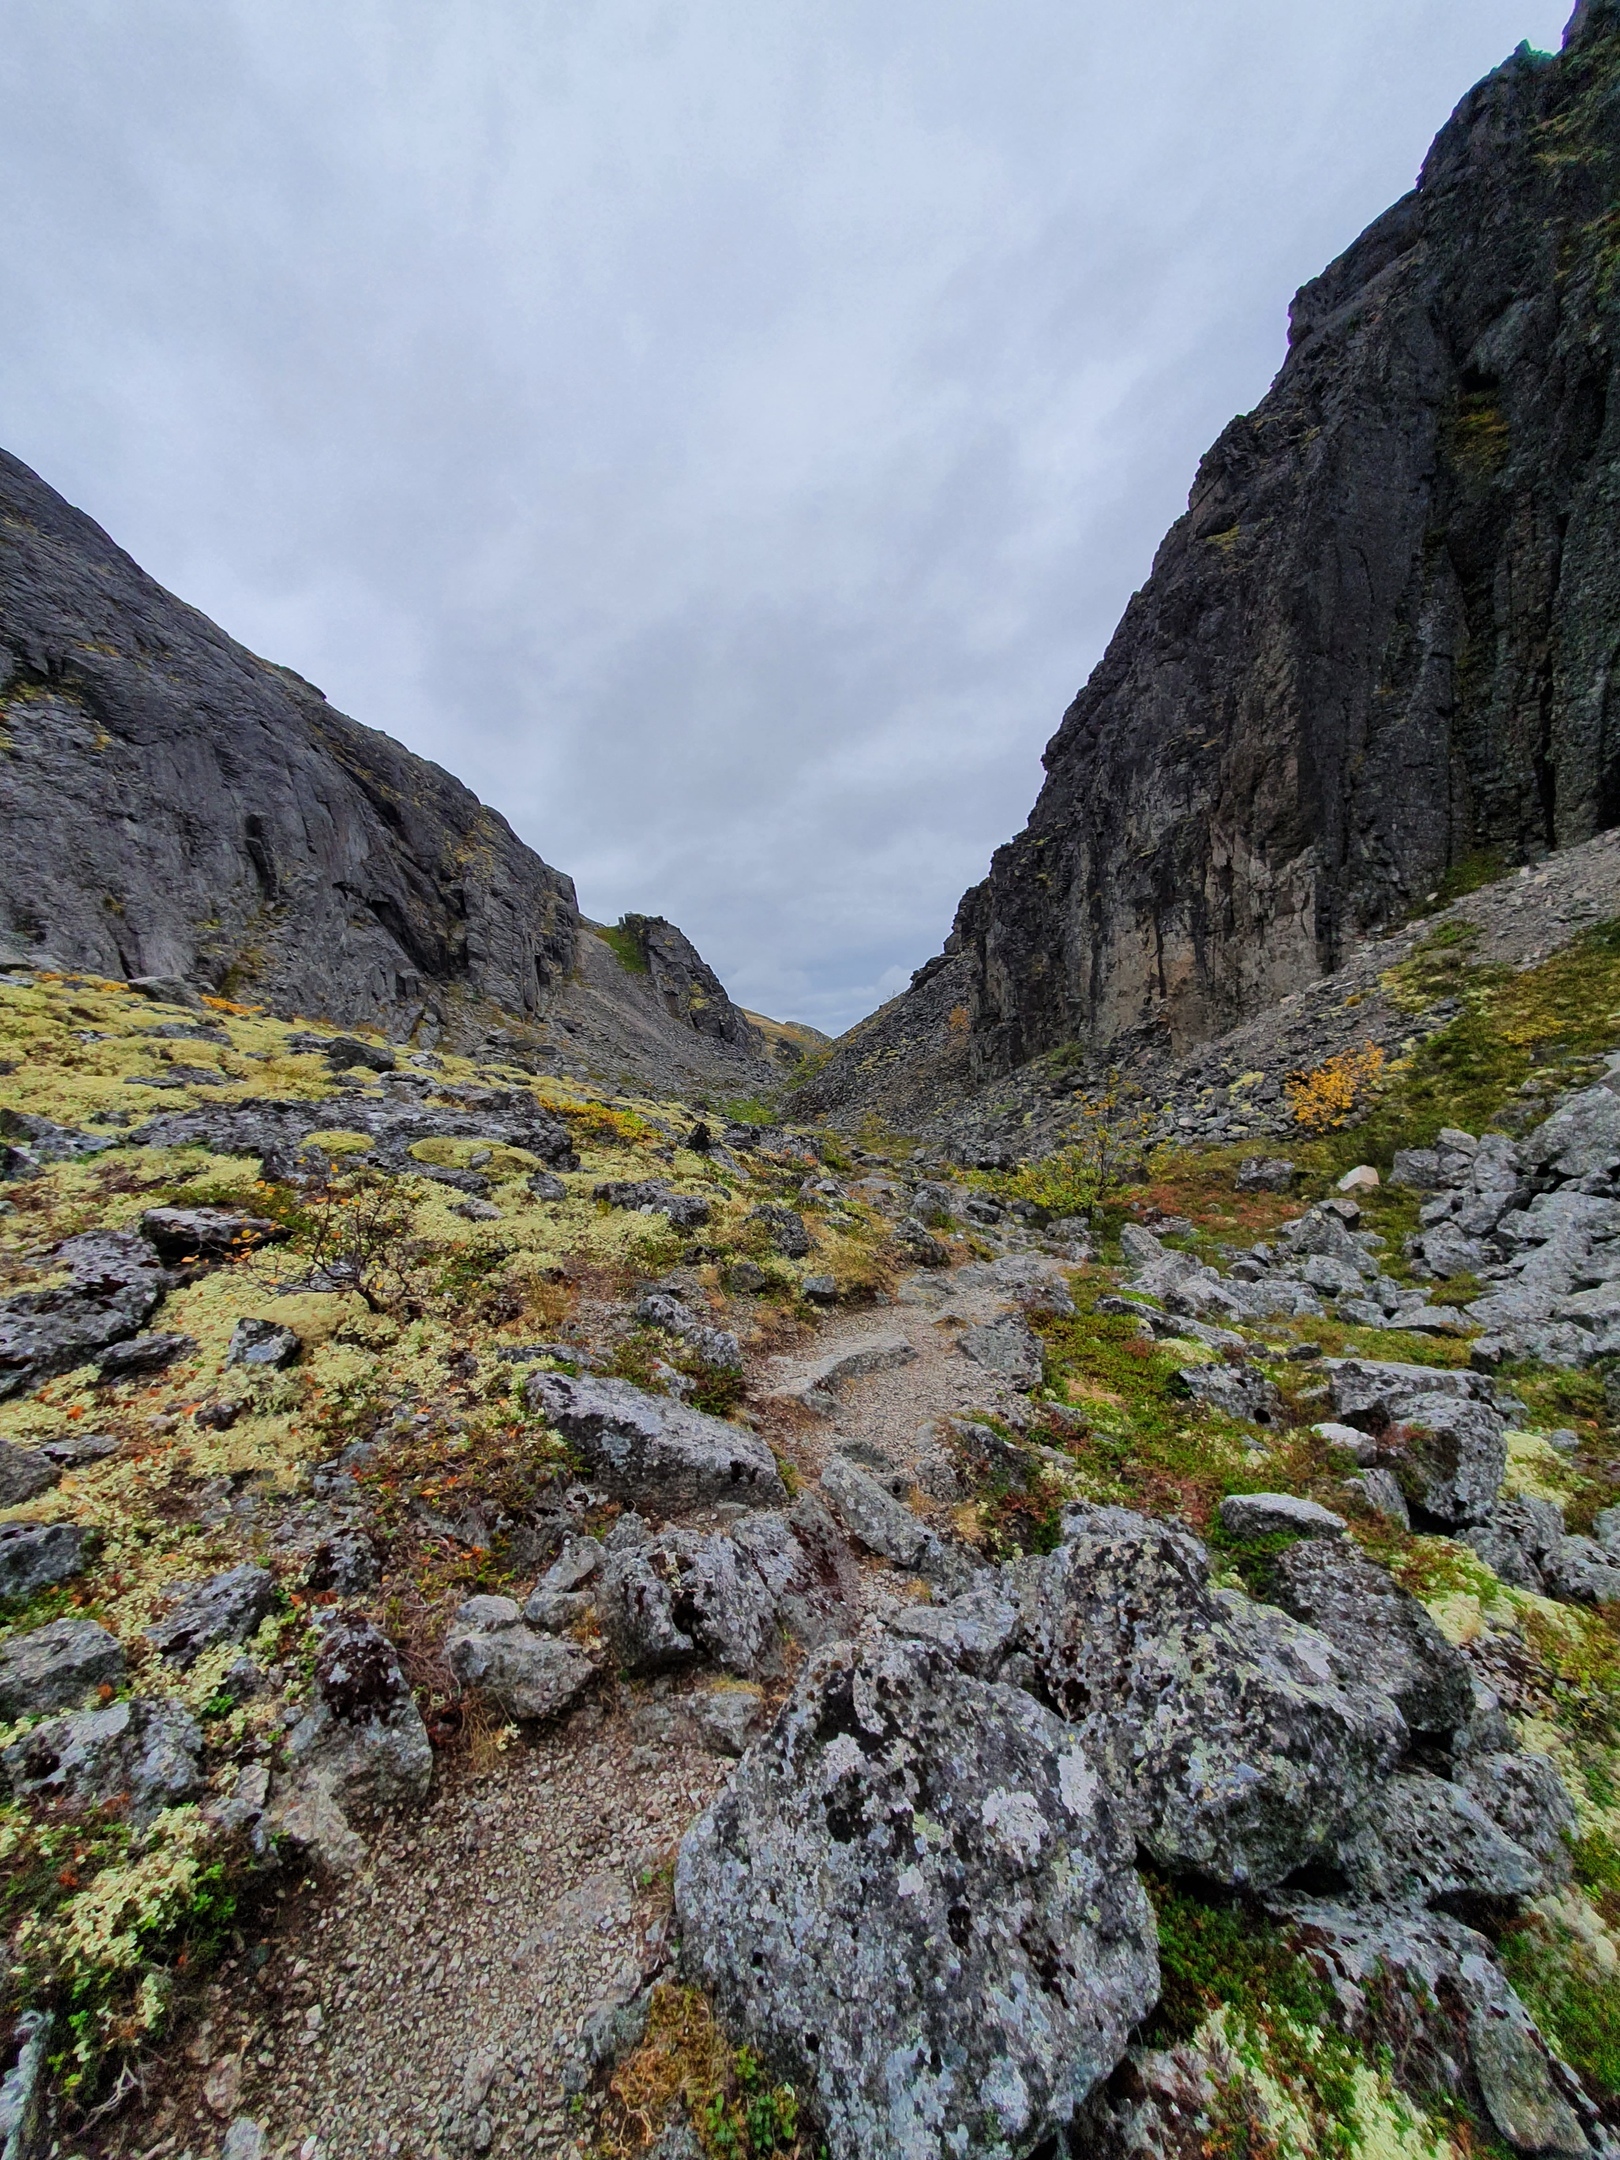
[799,0,1620,1128]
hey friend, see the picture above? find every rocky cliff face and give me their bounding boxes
[613,914,765,1055]
[0,446,579,1034]
[819,3,1620,1112]
[0,447,784,1097]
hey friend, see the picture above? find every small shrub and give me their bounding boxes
[1006,1073,1160,1221]
[1286,1045,1386,1133]
[597,1983,806,2157]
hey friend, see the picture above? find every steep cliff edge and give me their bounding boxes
[801,1,1620,1123]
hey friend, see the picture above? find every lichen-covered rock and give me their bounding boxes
[1269,1539,1474,1737]
[524,1372,786,1511]
[1461,1495,1568,1591]
[1338,1770,1544,1908]
[145,1564,275,1668]
[1454,1750,1576,1890]
[894,1219,950,1268]
[139,1206,285,1263]
[598,1529,778,1675]
[227,1317,301,1370]
[1179,1363,1285,1425]
[1541,1532,1620,1606]
[1282,1901,1590,2159]
[596,1506,854,1676]
[98,1330,192,1378]
[1392,1395,1509,1526]
[1,1697,203,1823]
[675,1634,1158,2160]
[1218,1492,1344,1540]
[593,1180,711,1229]
[0,1618,124,1720]
[0,1229,167,1399]
[888,1581,1022,1677]
[0,1522,88,1602]
[749,1204,810,1258]
[1013,1504,1404,1889]
[959,1316,1044,1389]
[281,1616,432,1819]
[820,1455,976,1592]
[446,1612,596,1721]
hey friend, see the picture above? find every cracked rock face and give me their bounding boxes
[801,19,1620,1102]
[675,1634,1158,2160]
[1012,1504,1405,1889]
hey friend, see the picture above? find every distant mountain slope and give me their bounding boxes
[800,0,1620,1124]
[0,445,780,1095]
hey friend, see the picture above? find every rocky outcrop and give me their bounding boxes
[803,4,1620,1111]
[0,450,795,1093]
[595,917,764,1055]
[674,1498,1587,2157]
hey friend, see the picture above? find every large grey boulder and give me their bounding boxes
[955,1254,1076,1317]
[1324,1358,1504,1425]
[145,1564,275,1667]
[1454,1750,1577,1889]
[1269,1539,1473,1738]
[1462,1495,1567,1590]
[675,1634,1158,2160]
[139,1206,284,1263]
[598,1528,781,1676]
[0,1618,124,1720]
[1541,1532,1620,1606]
[0,1523,88,1602]
[1218,1493,1344,1540]
[888,1581,1022,1677]
[748,1203,810,1258]
[1,1697,203,1823]
[1522,1085,1620,1185]
[959,1316,1044,1389]
[1338,1770,1545,1908]
[524,1372,786,1510]
[1390,1395,1507,1526]
[281,1615,432,1820]
[1012,1505,1404,1890]
[597,1504,857,1676]
[635,1291,742,1372]
[1179,1363,1284,1425]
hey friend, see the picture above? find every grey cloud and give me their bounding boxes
[0,0,1571,1031]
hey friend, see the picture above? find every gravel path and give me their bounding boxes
[103,1697,731,2160]
[97,1254,1041,2160]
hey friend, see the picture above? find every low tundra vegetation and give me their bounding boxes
[0,969,898,2116]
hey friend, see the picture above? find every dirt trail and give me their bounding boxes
[756,1265,1043,1490]
[111,1254,1045,2160]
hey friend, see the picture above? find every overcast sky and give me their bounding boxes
[0,2,1573,1034]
